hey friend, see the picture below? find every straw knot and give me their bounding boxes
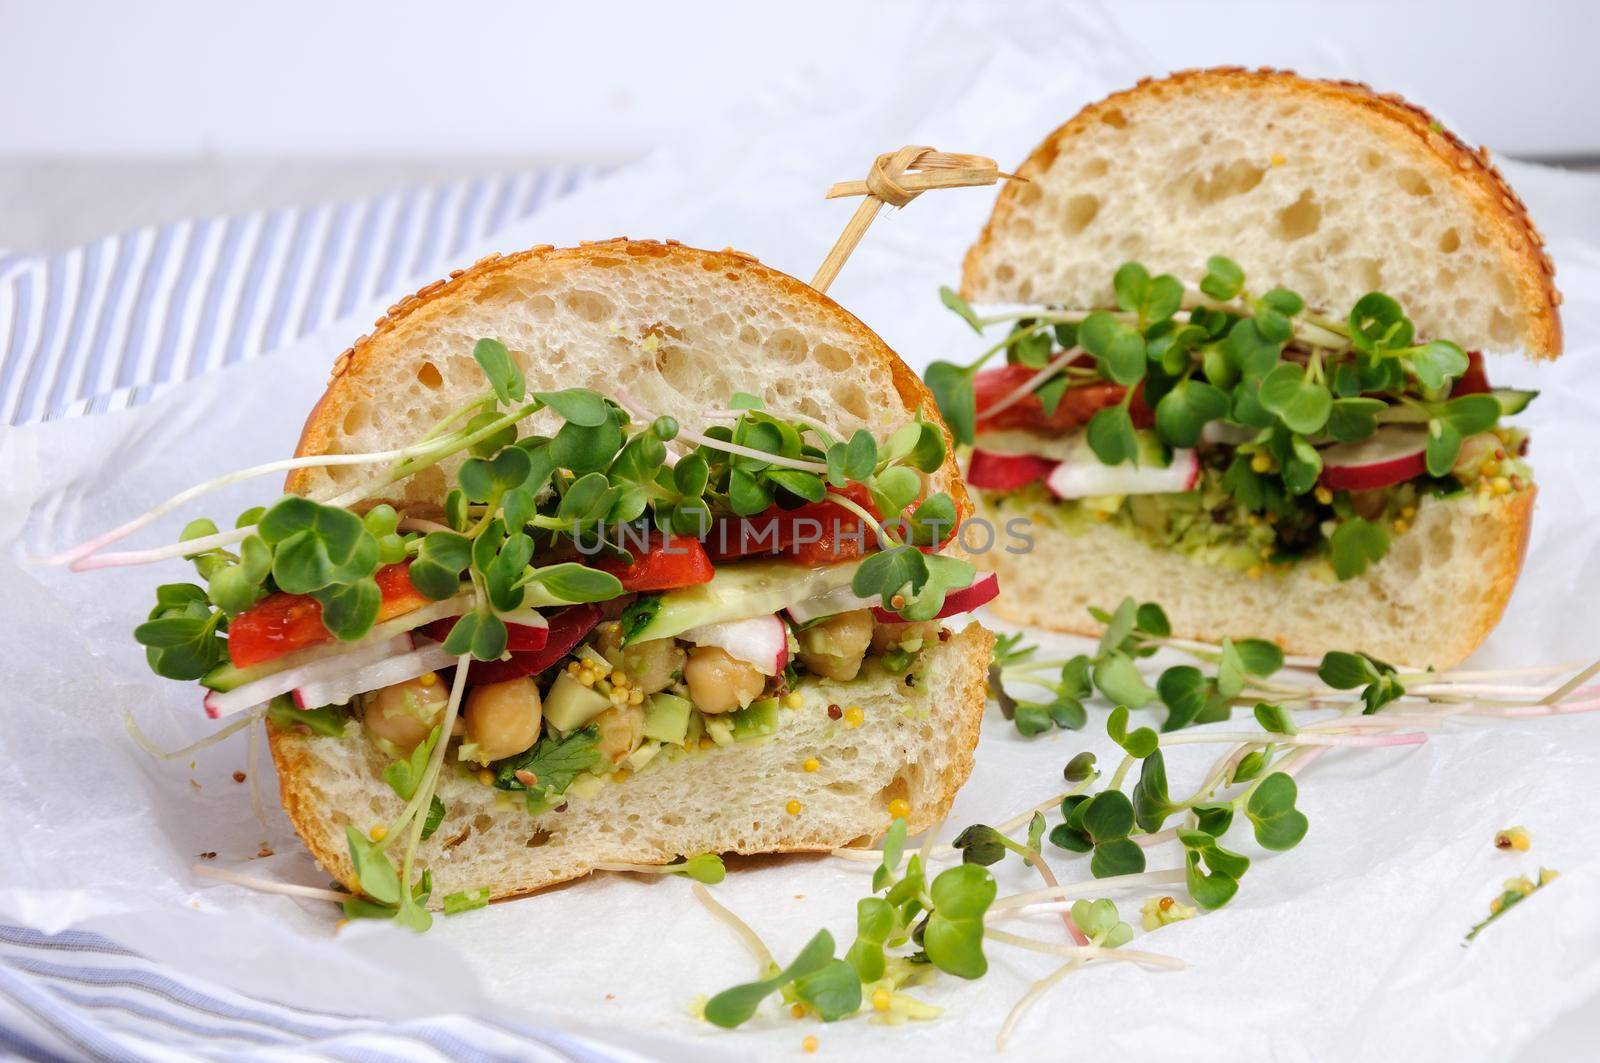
[812,145,1017,292]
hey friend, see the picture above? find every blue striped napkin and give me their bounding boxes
[0,923,641,1061]
[0,165,602,426]
[0,164,652,1059]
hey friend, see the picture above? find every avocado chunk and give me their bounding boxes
[544,672,612,732]
[731,697,780,741]
[621,559,863,644]
[643,693,693,745]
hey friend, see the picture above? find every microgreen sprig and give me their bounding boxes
[932,257,1527,582]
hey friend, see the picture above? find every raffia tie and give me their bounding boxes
[811,146,1019,292]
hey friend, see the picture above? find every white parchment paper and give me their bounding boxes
[5,6,1599,1059]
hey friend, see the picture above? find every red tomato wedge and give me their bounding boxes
[973,364,1153,432]
[592,533,714,592]
[1454,350,1490,396]
[457,603,604,686]
[420,616,551,652]
[966,450,1057,491]
[704,482,882,566]
[227,562,430,669]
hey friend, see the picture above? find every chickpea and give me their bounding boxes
[684,646,767,714]
[462,677,543,764]
[618,638,685,695]
[796,609,874,681]
[363,674,447,753]
[593,704,646,764]
[870,619,939,655]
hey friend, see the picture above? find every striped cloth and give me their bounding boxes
[0,165,638,1059]
[0,165,602,426]
[0,924,637,1062]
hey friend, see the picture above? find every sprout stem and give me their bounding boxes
[124,708,263,761]
[984,927,1185,970]
[976,349,1083,422]
[692,882,776,972]
[989,869,1187,911]
[612,388,831,474]
[192,864,348,903]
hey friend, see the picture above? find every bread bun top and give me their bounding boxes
[287,239,967,516]
[962,67,1561,359]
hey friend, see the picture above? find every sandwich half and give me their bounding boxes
[124,239,993,910]
[942,68,1559,668]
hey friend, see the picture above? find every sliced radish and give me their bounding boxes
[871,571,1000,623]
[680,614,788,676]
[1318,426,1427,492]
[204,635,414,719]
[292,640,457,709]
[786,583,880,625]
[966,450,1058,491]
[1047,448,1199,500]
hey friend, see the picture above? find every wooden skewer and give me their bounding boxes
[810,145,1018,293]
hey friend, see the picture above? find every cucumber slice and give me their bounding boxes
[1491,387,1538,416]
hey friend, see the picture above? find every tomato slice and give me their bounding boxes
[457,604,604,686]
[593,533,714,592]
[966,450,1057,491]
[704,482,881,566]
[420,617,551,652]
[973,364,1152,432]
[1454,350,1490,396]
[227,563,430,669]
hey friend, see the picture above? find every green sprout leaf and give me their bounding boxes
[940,285,984,334]
[925,361,977,447]
[1329,517,1390,580]
[923,864,996,979]
[704,929,838,1028]
[1245,772,1310,851]
[1094,653,1157,710]
[473,338,525,404]
[1106,705,1159,759]
[1200,255,1244,300]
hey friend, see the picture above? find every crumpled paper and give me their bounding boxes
[4,6,1599,1059]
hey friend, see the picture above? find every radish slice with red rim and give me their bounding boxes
[292,640,457,709]
[871,571,999,622]
[679,614,789,676]
[1047,449,1199,499]
[203,634,414,719]
[1318,426,1428,492]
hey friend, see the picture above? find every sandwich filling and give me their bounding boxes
[111,337,991,922]
[929,256,1536,580]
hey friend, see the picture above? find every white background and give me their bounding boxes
[2,0,1599,250]
[2,3,1598,1060]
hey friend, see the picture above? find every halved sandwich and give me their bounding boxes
[934,68,1559,668]
[100,240,995,919]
